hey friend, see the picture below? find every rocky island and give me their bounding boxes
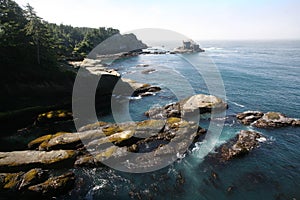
[173,40,205,53]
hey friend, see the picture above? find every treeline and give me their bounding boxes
[0,0,119,67]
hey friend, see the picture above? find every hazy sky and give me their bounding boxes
[15,0,300,40]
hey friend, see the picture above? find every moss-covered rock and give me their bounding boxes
[28,132,69,150]
[265,112,280,120]
[102,125,124,136]
[86,130,134,149]
[28,135,53,150]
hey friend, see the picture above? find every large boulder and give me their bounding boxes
[0,150,77,172]
[145,94,228,119]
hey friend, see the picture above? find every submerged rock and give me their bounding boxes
[141,68,156,74]
[0,150,77,172]
[145,94,227,119]
[237,111,300,128]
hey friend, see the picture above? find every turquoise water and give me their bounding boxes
[70,41,300,199]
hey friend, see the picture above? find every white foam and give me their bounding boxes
[256,137,267,143]
[205,47,223,51]
[231,101,245,108]
[128,96,142,100]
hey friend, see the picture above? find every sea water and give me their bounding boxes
[67,40,300,199]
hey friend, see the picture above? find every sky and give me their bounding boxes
[14,0,300,40]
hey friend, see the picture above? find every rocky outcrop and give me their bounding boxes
[173,40,205,53]
[145,94,227,119]
[237,111,300,128]
[75,117,206,168]
[211,130,265,161]
[0,150,77,172]
[88,33,147,59]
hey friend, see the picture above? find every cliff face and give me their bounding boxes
[87,33,148,59]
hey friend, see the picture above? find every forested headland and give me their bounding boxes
[0,0,119,128]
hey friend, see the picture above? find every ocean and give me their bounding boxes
[61,40,300,200]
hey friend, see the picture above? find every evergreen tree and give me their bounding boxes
[1,0,120,66]
[24,4,54,65]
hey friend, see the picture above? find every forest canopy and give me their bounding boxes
[0,0,119,67]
